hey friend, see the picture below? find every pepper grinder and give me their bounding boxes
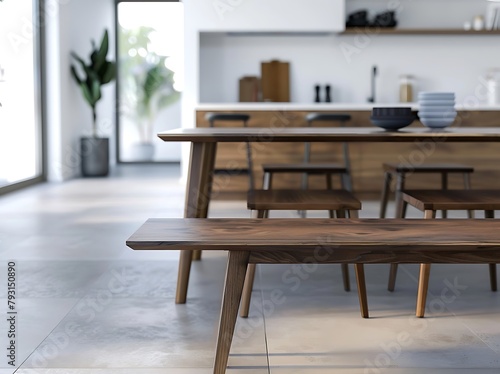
[325,84,332,102]
[314,85,321,103]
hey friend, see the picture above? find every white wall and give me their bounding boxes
[46,0,115,182]
[199,0,499,105]
[199,32,500,105]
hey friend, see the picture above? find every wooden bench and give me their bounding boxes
[127,218,500,374]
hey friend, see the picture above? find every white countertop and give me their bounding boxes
[196,103,500,111]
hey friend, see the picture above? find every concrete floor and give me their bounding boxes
[0,164,499,374]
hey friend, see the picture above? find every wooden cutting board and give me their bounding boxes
[239,76,260,102]
[261,60,290,102]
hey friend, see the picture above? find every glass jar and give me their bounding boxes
[399,75,415,103]
[486,70,500,105]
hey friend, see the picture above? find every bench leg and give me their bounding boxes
[355,264,369,318]
[240,264,256,318]
[192,250,202,261]
[214,251,250,374]
[176,250,194,304]
[388,264,398,292]
[416,264,431,318]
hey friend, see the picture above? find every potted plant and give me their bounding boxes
[71,29,116,176]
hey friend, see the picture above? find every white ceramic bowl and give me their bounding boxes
[418,111,457,118]
[418,100,455,106]
[418,92,455,98]
[420,117,456,128]
[417,105,456,112]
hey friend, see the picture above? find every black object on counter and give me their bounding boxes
[367,65,377,103]
[372,11,397,28]
[325,85,332,102]
[346,10,369,28]
[314,85,321,103]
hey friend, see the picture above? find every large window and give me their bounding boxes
[0,0,43,191]
[116,1,183,162]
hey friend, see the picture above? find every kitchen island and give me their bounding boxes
[196,104,500,199]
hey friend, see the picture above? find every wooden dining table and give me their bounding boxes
[157,126,500,304]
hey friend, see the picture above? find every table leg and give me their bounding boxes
[214,251,250,374]
[176,142,217,304]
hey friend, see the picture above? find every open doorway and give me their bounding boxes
[116,0,183,163]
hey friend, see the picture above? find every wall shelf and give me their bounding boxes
[341,28,500,35]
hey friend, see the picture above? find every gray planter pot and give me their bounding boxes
[81,137,109,177]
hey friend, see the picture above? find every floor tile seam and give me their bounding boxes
[16,297,85,370]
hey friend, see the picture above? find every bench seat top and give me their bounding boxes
[127,219,500,258]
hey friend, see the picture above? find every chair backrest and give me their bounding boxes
[205,113,255,191]
[304,113,352,173]
[206,113,251,127]
[306,113,351,124]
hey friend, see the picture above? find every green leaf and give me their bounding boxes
[101,62,116,84]
[80,83,95,108]
[70,65,82,85]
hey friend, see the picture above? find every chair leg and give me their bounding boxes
[485,210,497,291]
[355,264,369,318]
[380,172,392,219]
[192,250,202,261]
[463,172,475,218]
[388,173,405,291]
[240,264,256,318]
[339,209,350,291]
[394,172,406,219]
[416,264,432,318]
[263,171,272,190]
[441,172,448,218]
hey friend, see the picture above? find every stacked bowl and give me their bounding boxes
[370,107,416,131]
[418,92,457,129]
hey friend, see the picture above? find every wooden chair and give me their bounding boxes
[242,190,367,318]
[382,163,475,291]
[261,113,353,215]
[380,163,474,219]
[401,189,499,317]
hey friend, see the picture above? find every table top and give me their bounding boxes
[127,218,500,252]
[157,127,500,143]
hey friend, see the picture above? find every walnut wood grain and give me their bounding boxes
[263,163,348,173]
[127,218,500,256]
[247,189,361,211]
[383,163,474,173]
[402,190,500,211]
[158,127,500,143]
